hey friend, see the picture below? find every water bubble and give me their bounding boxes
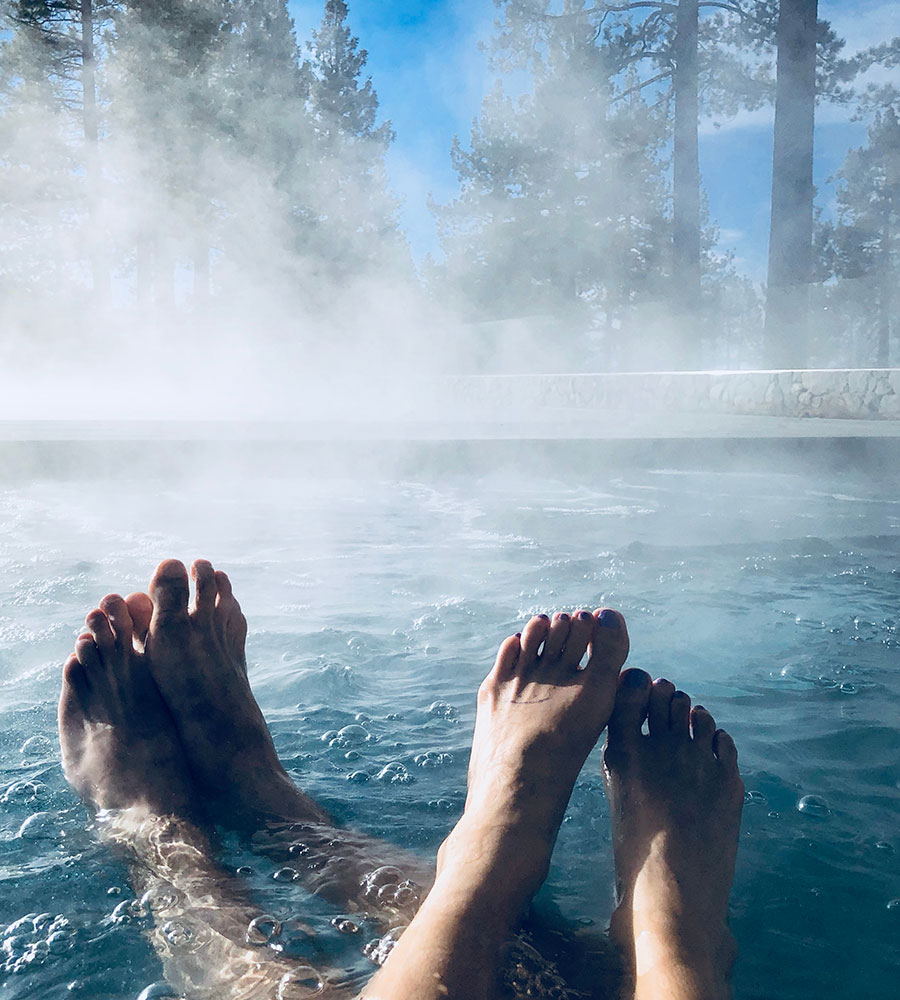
[743,790,767,805]
[19,735,52,757]
[236,866,254,876]
[797,795,830,818]
[161,921,192,946]
[288,843,310,857]
[413,750,453,768]
[375,761,413,784]
[246,915,282,945]
[111,900,137,924]
[5,915,37,937]
[875,841,893,852]
[107,887,122,896]
[839,682,858,695]
[17,811,57,840]
[1,779,47,804]
[428,798,454,811]
[427,701,458,720]
[886,899,900,911]
[136,983,183,1000]
[320,731,338,742]
[331,917,359,934]
[385,712,402,721]
[140,887,182,912]
[344,750,360,761]
[47,930,73,955]
[277,967,324,998]
[355,713,371,723]
[392,885,418,908]
[363,926,406,966]
[273,867,300,882]
[347,770,370,783]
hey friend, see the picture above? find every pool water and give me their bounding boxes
[0,453,898,999]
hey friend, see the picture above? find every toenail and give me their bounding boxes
[624,670,648,688]
[578,610,592,622]
[515,632,522,639]
[538,614,550,621]
[598,609,620,628]
[556,612,570,621]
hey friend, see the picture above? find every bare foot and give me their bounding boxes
[124,559,327,826]
[365,609,630,999]
[439,608,630,921]
[58,597,198,820]
[603,671,744,1000]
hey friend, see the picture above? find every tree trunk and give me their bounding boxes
[765,0,817,367]
[670,0,701,368]
[80,0,107,298]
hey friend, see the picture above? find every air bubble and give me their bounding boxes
[839,682,858,695]
[140,887,182,912]
[246,915,282,945]
[273,867,300,882]
[17,812,57,840]
[47,931,73,955]
[277,967,324,998]
[875,841,893,852]
[236,866,254,876]
[288,843,310,857]
[111,901,136,925]
[743,790,767,805]
[414,750,453,768]
[347,770,370,783]
[363,926,406,966]
[136,983,183,1000]
[331,917,359,934]
[355,713,371,723]
[161,921,192,946]
[344,750,360,761]
[375,762,413,784]
[427,701,458,720]
[19,735,52,757]
[1,779,47,804]
[797,795,830,818]
[321,731,338,742]
[887,899,900,911]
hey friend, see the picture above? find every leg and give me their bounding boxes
[58,602,355,999]
[602,671,744,1000]
[364,608,630,999]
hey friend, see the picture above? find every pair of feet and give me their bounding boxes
[58,559,744,998]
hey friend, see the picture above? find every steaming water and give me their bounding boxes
[1,454,898,999]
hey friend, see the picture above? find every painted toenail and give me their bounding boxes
[624,670,648,687]
[538,614,550,621]
[598,609,620,628]
[578,611,592,622]
[515,632,522,639]
[556,612,570,621]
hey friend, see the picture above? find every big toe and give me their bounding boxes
[149,559,191,619]
[605,668,651,752]
[584,608,630,680]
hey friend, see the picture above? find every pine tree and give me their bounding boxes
[820,109,900,366]
[303,0,406,285]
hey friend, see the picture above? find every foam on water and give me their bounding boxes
[0,461,898,998]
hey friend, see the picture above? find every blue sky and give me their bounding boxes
[289,1,898,281]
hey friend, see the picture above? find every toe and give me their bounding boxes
[605,668,651,750]
[125,592,153,645]
[648,678,676,736]
[58,656,87,748]
[191,559,217,622]
[669,690,692,736]
[518,614,551,671]
[691,705,717,748]
[99,594,133,650]
[228,610,249,667]
[490,633,521,682]
[560,610,593,668]
[541,612,571,662]
[583,608,630,683]
[149,559,191,617]
[75,633,102,672]
[713,729,739,770]
[85,610,115,654]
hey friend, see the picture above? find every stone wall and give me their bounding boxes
[448,370,900,420]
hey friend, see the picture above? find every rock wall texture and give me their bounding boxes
[449,370,900,420]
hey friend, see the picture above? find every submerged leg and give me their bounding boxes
[58,602,355,998]
[364,608,631,1000]
[602,671,744,1000]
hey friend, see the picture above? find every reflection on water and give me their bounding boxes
[0,461,898,999]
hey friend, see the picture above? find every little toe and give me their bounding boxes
[149,559,191,618]
[648,678,676,736]
[669,690,692,736]
[75,634,102,672]
[606,668,651,749]
[714,729,739,771]
[58,656,88,748]
[518,614,551,671]
[541,613,571,662]
[559,610,593,668]
[99,594,133,650]
[85,609,115,654]
[584,608,630,682]
[228,610,249,667]
[191,559,217,622]
[691,705,717,748]
[125,592,153,646]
